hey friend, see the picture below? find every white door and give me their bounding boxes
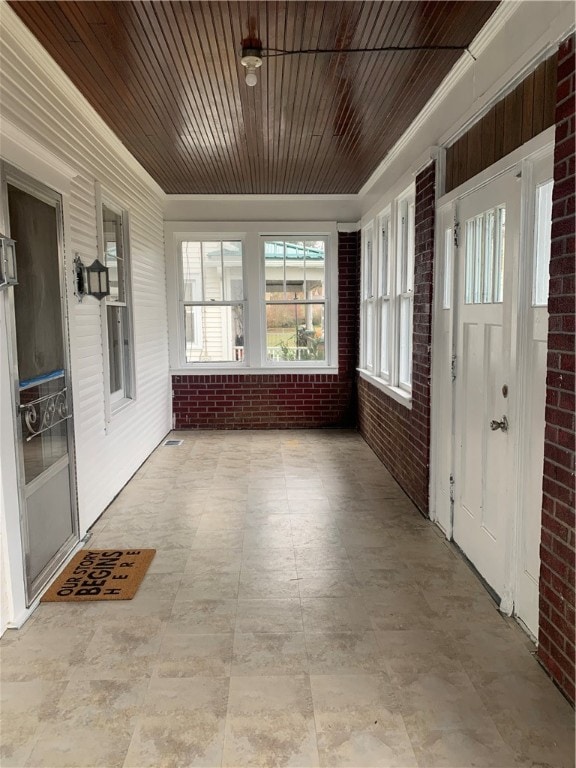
[453,170,520,605]
[515,157,553,635]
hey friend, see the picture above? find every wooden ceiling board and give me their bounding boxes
[9,1,500,194]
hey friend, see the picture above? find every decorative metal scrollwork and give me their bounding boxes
[20,387,70,442]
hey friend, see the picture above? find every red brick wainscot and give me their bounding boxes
[358,161,436,515]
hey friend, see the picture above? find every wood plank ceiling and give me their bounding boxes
[10,1,499,194]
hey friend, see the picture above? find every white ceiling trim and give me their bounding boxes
[164,194,358,202]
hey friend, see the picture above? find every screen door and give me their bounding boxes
[3,165,79,604]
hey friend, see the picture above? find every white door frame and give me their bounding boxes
[1,163,81,606]
[0,126,80,629]
[430,127,555,617]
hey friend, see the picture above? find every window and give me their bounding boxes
[379,215,391,379]
[361,225,375,373]
[443,228,453,310]
[100,200,135,414]
[360,187,415,401]
[180,240,245,363]
[464,206,505,305]
[532,180,553,306]
[397,197,415,389]
[169,225,336,372]
[263,238,327,363]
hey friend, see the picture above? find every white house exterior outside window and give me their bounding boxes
[180,240,245,363]
[360,186,415,404]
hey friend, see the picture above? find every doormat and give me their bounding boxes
[41,549,156,602]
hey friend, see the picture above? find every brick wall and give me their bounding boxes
[538,34,575,706]
[172,232,360,429]
[358,162,436,514]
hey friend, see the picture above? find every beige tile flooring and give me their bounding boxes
[1,430,574,768]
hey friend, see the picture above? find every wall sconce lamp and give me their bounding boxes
[0,233,17,289]
[74,253,110,301]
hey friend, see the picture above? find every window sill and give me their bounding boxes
[357,369,412,409]
[171,366,339,376]
[105,397,136,433]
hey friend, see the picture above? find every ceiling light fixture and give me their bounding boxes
[241,38,263,87]
[239,39,476,87]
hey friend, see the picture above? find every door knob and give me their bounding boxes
[490,415,509,432]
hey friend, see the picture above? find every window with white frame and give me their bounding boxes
[172,228,335,371]
[360,187,415,399]
[532,180,553,307]
[378,213,391,381]
[180,240,245,363]
[361,225,375,373]
[100,201,135,412]
[397,195,415,389]
[464,206,506,305]
[263,238,327,363]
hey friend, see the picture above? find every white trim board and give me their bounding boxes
[164,194,358,202]
[0,119,77,191]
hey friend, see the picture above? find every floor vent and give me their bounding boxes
[163,439,183,447]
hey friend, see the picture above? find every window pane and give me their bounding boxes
[265,240,286,299]
[102,205,124,302]
[443,228,452,309]
[399,295,413,388]
[202,241,223,301]
[465,220,475,304]
[365,302,373,370]
[380,222,389,296]
[19,376,68,484]
[483,211,495,303]
[305,240,325,298]
[182,242,202,301]
[183,240,243,303]
[380,300,389,377]
[107,304,126,397]
[473,215,483,304]
[286,256,306,300]
[364,239,373,298]
[533,181,553,306]
[494,206,505,303]
[222,241,244,301]
[266,303,325,361]
[406,201,415,293]
[184,304,244,363]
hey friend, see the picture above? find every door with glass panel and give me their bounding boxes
[453,170,519,604]
[2,164,78,604]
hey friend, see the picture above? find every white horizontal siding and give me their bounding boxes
[0,4,171,555]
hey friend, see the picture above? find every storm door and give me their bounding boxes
[2,164,79,604]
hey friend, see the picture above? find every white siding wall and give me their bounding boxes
[0,4,170,627]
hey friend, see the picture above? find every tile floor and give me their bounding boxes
[1,430,574,768]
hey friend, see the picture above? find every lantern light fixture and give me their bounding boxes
[0,233,17,289]
[74,253,110,301]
